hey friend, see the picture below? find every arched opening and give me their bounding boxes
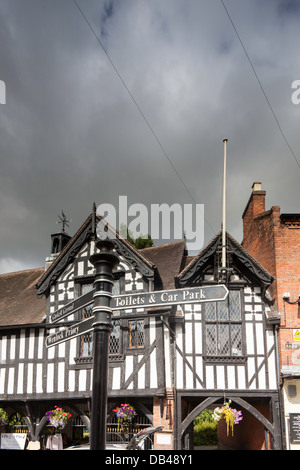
[51,237,60,254]
[179,395,280,450]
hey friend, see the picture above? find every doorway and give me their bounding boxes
[177,393,283,450]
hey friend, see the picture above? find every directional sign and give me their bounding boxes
[46,316,94,348]
[47,285,228,347]
[111,285,228,311]
[51,289,94,323]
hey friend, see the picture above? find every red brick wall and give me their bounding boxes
[243,204,279,301]
[152,389,174,450]
[274,219,300,368]
[242,184,300,369]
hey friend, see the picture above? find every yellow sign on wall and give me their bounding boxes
[293,330,300,341]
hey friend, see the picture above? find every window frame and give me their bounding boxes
[74,275,125,364]
[203,288,246,363]
[127,319,145,350]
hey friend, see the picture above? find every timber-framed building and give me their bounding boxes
[0,210,283,450]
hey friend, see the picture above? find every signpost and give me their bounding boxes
[88,240,119,451]
[50,289,94,323]
[46,316,94,348]
[111,285,228,311]
[46,244,228,451]
[46,285,228,348]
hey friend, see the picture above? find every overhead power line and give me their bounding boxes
[72,0,216,236]
[220,0,300,170]
[72,0,197,203]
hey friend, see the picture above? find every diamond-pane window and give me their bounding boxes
[129,320,144,349]
[205,290,243,357]
[110,319,121,355]
[206,302,216,321]
[229,290,241,320]
[79,283,94,357]
[78,282,124,358]
[206,324,217,355]
[81,331,93,357]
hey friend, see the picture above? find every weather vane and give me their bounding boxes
[57,211,71,233]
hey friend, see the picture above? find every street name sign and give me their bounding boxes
[111,285,228,311]
[51,289,94,323]
[46,316,94,348]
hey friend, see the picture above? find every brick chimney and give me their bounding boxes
[242,183,278,299]
[242,182,266,243]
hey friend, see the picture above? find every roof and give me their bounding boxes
[0,268,46,327]
[280,213,300,227]
[0,230,279,327]
[0,240,187,327]
[139,240,187,290]
[36,214,156,296]
[177,231,274,287]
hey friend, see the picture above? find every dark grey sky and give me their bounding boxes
[0,0,300,273]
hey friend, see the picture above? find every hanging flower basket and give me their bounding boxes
[213,400,243,436]
[113,404,136,432]
[46,406,71,431]
[0,408,8,425]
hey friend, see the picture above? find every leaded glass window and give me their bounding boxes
[110,280,121,355]
[80,283,94,357]
[81,331,93,357]
[110,319,121,355]
[204,290,243,357]
[128,320,145,349]
[78,280,123,358]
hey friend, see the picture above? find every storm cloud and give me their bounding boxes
[0,0,299,272]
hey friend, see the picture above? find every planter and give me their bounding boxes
[113,404,136,432]
[45,406,71,432]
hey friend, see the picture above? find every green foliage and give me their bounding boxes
[8,412,25,426]
[0,408,8,424]
[120,224,154,249]
[193,410,218,446]
[134,234,154,249]
[194,409,216,424]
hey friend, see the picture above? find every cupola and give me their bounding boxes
[45,211,71,269]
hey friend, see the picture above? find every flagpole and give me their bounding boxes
[222,138,228,270]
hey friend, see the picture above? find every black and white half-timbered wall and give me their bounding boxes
[0,212,283,450]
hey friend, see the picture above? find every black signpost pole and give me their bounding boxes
[89,240,119,450]
[47,208,229,450]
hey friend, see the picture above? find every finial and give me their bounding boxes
[92,202,97,239]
